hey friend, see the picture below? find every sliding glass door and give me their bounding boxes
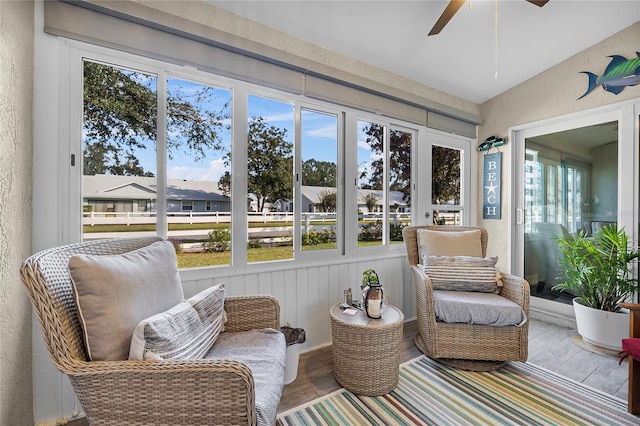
[513,102,640,315]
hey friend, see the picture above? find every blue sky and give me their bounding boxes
[85,67,376,185]
[164,81,341,184]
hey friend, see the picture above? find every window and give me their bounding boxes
[74,47,466,272]
[432,145,463,225]
[166,76,232,266]
[389,128,412,243]
[299,108,339,252]
[82,60,157,239]
[246,95,294,262]
[356,120,414,246]
[357,120,385,246]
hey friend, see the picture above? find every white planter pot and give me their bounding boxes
[573,298,629,350]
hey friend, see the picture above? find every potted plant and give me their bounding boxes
[553,224,639,350]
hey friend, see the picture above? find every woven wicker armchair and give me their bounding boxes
[21,237,281,425]
[403,225,530,371]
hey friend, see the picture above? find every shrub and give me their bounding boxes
[168,237,183,254]
[359,221,382,241]
[390,222,408,241]
[302,230,335,245]
[247,238,263,249]
[203,228,230,252]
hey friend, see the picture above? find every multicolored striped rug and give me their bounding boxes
[276,355,638,425]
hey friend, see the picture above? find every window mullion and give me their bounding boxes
[231,85,249,268]
[156,71,168,238]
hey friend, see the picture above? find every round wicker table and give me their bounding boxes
[330,304,404,396]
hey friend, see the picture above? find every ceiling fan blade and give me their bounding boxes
[526,0,549,7]
[428,0,466,36]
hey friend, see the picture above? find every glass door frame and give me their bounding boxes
[511,99,640,318]
[416,128,472,227]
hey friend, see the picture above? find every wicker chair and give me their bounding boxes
[21,237,281,425]
[403,225,530,371]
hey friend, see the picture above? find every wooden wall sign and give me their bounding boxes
[482,152,501,219]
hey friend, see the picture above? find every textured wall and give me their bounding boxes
[0,1,34,425]
[479,22,640,271]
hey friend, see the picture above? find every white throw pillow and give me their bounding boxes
[129,283,226,360]
[421,255,503,293]
[68,240,184,361]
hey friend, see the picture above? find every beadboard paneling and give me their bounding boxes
[178,254,414,353]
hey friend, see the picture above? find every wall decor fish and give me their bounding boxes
[578,52,640,99]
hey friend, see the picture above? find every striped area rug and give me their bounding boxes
[276,356,639,425]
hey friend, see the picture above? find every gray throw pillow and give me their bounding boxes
[68,240,184,361]
[129,283,226,360]
[421,255,503,293]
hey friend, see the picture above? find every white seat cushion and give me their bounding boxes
[433,290,527,327]
[206,329,286,426]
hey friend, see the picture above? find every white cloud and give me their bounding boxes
[305,125,337,140]
[167,158,228,182]
[262,111,294,123]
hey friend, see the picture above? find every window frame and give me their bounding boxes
[67,41,469,276]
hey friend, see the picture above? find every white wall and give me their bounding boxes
[479,22,640,272]
[0,1,34,425]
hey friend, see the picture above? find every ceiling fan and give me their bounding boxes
[428,0,549,36]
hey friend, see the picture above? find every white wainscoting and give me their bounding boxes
[33,253,415,425]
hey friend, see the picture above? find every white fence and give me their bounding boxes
[83,211,412,226]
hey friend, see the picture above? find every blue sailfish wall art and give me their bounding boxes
[578,52,640,99]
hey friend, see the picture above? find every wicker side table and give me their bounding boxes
[330,304,404,396]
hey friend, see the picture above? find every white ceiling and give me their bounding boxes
[208,0,640,104]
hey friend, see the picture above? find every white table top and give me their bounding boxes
[330,304,402,328]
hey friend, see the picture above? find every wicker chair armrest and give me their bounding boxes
[224,295,280,332]
[68,359,256,425]
[499,273,530,312]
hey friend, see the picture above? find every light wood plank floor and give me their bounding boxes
[277,318,630,413]
[68,318,629,425]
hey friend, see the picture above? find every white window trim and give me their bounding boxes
[62,39,473,276]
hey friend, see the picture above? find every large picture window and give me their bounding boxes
[75,48,462,272]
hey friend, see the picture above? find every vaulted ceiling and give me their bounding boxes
[209,1,640,104]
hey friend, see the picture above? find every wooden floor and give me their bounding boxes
[277,317,630,413]
[68,318,629,425]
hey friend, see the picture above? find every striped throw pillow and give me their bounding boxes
[421,255,503,293]
[129,283,226,360]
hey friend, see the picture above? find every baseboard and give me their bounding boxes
[529,306,577,330]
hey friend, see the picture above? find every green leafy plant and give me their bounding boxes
[390,222,408,241]
[359,221,382,241]
[553,224,639,312]
[361,269,379,289]
[302,230,335,246]
[203,228,230,253]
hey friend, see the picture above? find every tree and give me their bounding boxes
[361,123,460,207]
[83,61,228,176]
[431,145,461,204]
[363,193,379,212]
[317,189,337,212]
[219,117,293,212]
[302,159,337,187]
[360,125,411,205]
